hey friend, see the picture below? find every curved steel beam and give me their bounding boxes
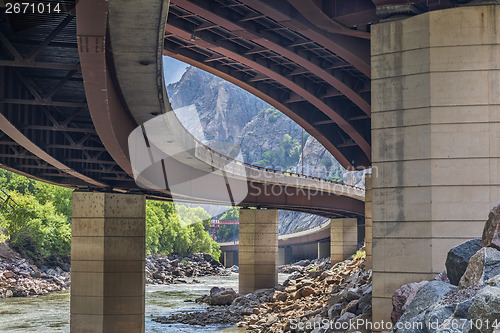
[240,0,371,78]
[76,0,137,177]
[170,0,370,116]
[166,24,371,159]
[287,0,371,39]
[0,113,106,187]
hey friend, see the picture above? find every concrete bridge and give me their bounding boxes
[1,0,500,331]
[219,218,363,268]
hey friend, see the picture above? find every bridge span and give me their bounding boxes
[218,218,363,268]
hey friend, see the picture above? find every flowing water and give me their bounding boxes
[0,273,289,332]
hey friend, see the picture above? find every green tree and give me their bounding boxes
[2,191,71,258]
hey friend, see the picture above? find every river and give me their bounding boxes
[0,273,289,332]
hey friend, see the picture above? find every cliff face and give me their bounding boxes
[167,67,267,144]
[166,65,364,234]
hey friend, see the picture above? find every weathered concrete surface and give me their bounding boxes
[365,173,373,270]
[239,209,278,294]
[71,192,146,333]
[331,218,358,264]
[371,5,500,327]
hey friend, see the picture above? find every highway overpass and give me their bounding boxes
[1,0,500,331]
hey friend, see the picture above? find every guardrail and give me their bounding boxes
[189,133,365,191]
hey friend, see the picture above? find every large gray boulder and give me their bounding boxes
[397,281,456,325]
[392,281,428,324]
[422,297,474,333]
[459,247,500,289]
[208,287,237,305]
[445,238,483,285]
[483,203,500,251]
[468,286,500,333]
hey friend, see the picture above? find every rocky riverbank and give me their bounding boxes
[0,244,70,298]
[146,253,233,284]
[0,241,234,298]
[389,203,500,333]
[153,254,372,332]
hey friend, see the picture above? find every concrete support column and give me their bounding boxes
[317,241,330,259]
[365,174,373,270]
[330,218,358,264]
[71,192,146,333]
[223,251,237,268]
[239,209,278,294]
[371,5,500,325]
[279,246,293,265]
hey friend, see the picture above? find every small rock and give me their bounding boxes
[3,271,14,279]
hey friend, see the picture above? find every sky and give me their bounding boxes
[163,56,190,86]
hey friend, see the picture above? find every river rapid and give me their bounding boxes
[0,273,289,332]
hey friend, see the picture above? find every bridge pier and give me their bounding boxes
[223,251,238,268]
[70,192,146,333]
[365,173,373,270]
[330,218,358,264]
[239,208,278,294]
[317,241,330,259]
[278,246,293,265]
[371,4,500,325]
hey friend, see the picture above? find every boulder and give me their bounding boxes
[468,286,500,333]
[292,259,310,267]
[458,247,500,288]
[272,291,288,302]
[445,238,483,286]
[421,294,474,333]
[208,287,237,305]
[391,281,428,324]
[293,286,315,299]
[3,271,14,279]
[397,281,456,325]
[482,202,500,251]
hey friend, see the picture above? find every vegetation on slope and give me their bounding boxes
[0,169,220,261]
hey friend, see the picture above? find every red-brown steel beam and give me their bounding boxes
[165,23,371,159]
[238,0,371,78]
[76,0,137,177]
[286,0,371,39]
[0,112,106,187]
[170,0,370,116]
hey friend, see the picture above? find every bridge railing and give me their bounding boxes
[195,137,364,191]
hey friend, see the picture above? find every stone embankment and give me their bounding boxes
[146,253,233,284]
[154,255,373,332]
[0,247,70,298]
[389,203,500,333]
